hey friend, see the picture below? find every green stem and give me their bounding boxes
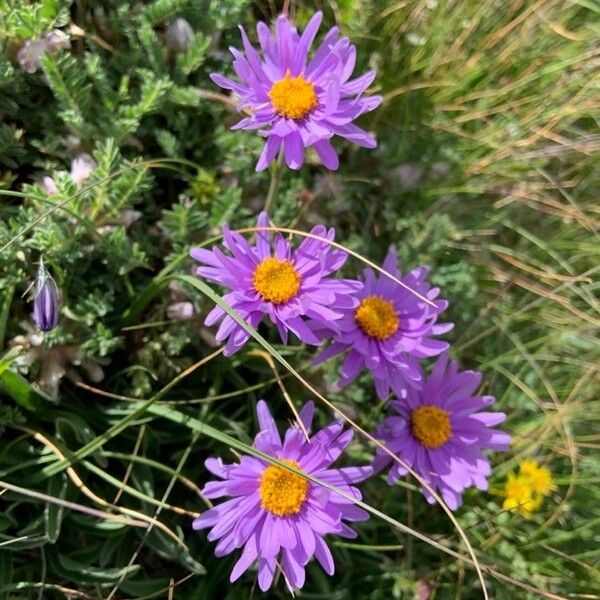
[0,284,14,350]
[263,150,285,215]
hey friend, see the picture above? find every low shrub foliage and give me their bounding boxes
[0,0,597,598]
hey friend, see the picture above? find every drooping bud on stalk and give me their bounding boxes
[166,18,194,54]
[32,259,60,332]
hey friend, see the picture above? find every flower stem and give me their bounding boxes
[263,150,284,215]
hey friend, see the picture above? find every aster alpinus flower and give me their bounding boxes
[211,12,382,171]
[193,400,371,592]
[190,212,361,355]
[373,354,510,510]
[314,247,452,400]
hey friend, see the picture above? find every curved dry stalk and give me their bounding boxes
[12,426,187,548]
[194,88,239,109]
[102,451,206,502]
[0,158,203,254]
[181,275,490,597]
[0,580,97,599]
[492,249,593,283]
[43,347,225,482]
[112,424,146,505]
[0,479,148,530]
[531,367,596,536]
[74,380,140,401]
[248,349,310,441]
[232,225,438,308]
[105,434,200,600]
[134,574,196,600]
[82,460,199,518]
[150,401,491,593]
[75,376,286,410]
[268,365,492,596]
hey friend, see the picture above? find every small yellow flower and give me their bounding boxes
[519,459,555,496]
[502,459,554,518]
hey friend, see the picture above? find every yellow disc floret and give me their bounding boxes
[411,405,452,449]
[259,459,309,516]
[355,296,399,340]
[253,257,301,304]
[269,71,318,120]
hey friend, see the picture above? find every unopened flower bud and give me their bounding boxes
[119,210,142,227]
[17,29,70,74]
[166,301,194,321]
[32,260,60,332]
[415,580,433,600]
[70,153,96,187]
[166,18,194,54]
[41,176,59,195]
[44,29,71,53]
[17,39,47,73]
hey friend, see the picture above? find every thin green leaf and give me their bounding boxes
[0,369,49,411]
[44,474,67,544]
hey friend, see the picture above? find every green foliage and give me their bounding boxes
[0,0,71,38]
[0,0,598,598]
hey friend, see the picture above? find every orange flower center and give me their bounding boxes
[411,406,452,449]
[355,296,399,340]
[253,257,301,304]
[259,459,309,516]
[269,71,318,120]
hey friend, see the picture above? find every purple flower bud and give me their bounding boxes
[166,18,194,54]
[32,261,60,332]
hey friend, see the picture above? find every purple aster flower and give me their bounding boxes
[313,247,452,400]
[211,12,382,171]
[373,354,511,510]
[193,400,371,592]
[190,212,361,356]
